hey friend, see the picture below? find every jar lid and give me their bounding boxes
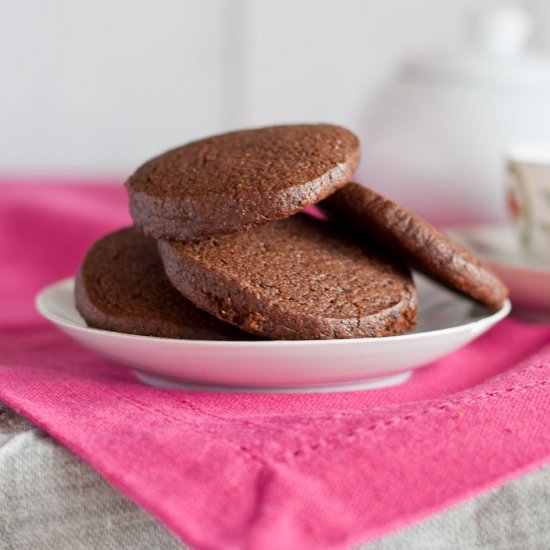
[401,3,550,90]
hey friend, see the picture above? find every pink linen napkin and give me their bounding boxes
[1,179,550,550]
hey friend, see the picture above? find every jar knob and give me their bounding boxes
[467,1,533,58]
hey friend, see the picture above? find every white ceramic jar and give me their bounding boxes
[357,3,550,225]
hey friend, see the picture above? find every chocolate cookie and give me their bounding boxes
[75,227,251,340]
[158,214,417,340]
[320,183,508,310]
[126,124,360,241]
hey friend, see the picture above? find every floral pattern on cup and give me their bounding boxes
[507,145,550,263]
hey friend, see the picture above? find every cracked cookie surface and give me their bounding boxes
[158,214,417,340]
[126,124,360,241]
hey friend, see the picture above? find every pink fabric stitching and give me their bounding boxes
[278,376,550,461]
[105,366,550,464]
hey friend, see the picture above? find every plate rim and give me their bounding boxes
[36,277,511,348]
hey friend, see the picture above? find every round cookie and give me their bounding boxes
[319,182,508,310]
[126,124,360,241]
[75,227,252,340]
[158,214,417,340]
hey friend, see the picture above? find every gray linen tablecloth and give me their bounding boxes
[1,402,549,550]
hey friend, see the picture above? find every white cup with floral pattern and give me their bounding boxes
[507,145,550,263]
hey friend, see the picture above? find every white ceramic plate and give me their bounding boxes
[450,224,550,315]
[35,276,510,393]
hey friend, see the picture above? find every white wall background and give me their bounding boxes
[1,0,549,176]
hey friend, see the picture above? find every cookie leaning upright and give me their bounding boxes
[126,124,360,240]
[320,183,508,310]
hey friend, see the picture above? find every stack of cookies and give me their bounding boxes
[75,124,508,341]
